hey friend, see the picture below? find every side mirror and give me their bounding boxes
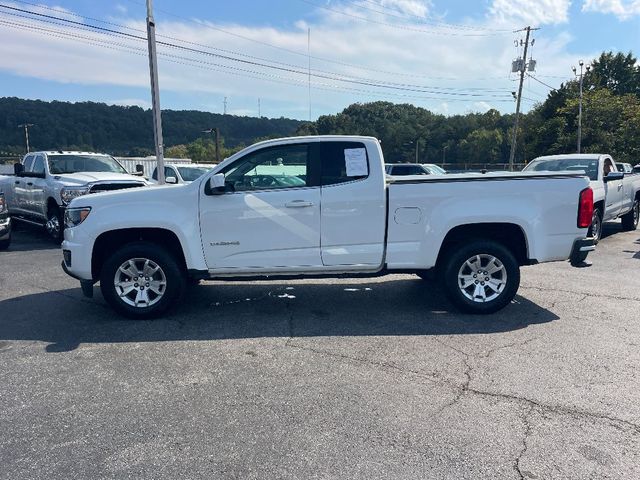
[205,173,226,195]
[165,176,178,184]
[604,171,624,182]
[14,163,24,176]
[132,164,145,176]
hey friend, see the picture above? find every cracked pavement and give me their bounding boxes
[0,222,639,479]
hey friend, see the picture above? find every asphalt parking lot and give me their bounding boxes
[0,222,639,479]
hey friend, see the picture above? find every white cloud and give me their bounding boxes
[0,0,595,118]
[473,101,493,112]
[115,4,128,15]
[379,0,432,17]
[582,0,640,19]
[489,0,572,25]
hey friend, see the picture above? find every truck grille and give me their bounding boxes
[89,183,145,194]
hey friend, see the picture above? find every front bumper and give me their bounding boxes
[569,237,595,266]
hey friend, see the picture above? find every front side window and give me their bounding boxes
[32,155,46,175]
[23,155,34,172]
[221,144,308,192]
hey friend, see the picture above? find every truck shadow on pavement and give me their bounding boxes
[0,279,559,353]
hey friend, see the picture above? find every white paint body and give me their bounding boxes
[62,136,591,282]
[525,154,640,222]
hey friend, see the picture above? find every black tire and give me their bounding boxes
[589,208,603,244]
[46,204,64,243]
[441,240,520,314]
[621,199,639,231]
[0,235,10,251]
[99,241,186,319]
[416,271,433,281]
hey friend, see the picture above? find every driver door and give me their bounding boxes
[199,143,322,272]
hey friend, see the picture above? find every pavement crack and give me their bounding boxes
[514,405,534,480]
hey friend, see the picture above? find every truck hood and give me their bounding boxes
[68,180,194,209]
[52,171,147,186]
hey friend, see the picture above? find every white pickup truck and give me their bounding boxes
[61,136,595,319]
[524,154,640,242]
[0,151,147,241]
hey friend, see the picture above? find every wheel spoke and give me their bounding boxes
[486,258,503,274]
[486,279,503,293]
[459,274,475,285]
[148,280,166,295]
[134,288,150,306]
[143,260,160,277]
[473,284,486,301]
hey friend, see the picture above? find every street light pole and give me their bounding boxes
[146,0,165,184]
[18,123,34,153]
[573,60,590,153]
[442,145,448,168]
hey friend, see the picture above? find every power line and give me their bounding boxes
[0,18,520,106]
[527,74,557,91]
[0,4,513,98]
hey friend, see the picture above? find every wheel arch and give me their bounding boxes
[435,222,530,267]
[91,228,187,280]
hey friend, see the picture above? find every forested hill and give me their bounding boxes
[0,97,302,156]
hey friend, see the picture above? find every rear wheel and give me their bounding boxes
[0,235,10,251]
[100,242,186,319]
[46,204,64,243]
[589,208,603,244]
[441,240,520,314]
[621,199,639,231]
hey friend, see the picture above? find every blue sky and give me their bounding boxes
[0,0,638,119]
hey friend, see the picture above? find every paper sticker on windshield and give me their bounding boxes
[344,148,368,177]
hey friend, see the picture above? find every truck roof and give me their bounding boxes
[27,151,112,156]
[532,153,607,161]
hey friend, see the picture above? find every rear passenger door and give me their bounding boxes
[27,154,47,219]
[319,141,386,267]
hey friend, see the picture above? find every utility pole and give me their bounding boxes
[442,144,448,168]
[572,60,590,153]
[258,98,261,118]
[415,138,420,163]
[307,27,311,122]
[146,0,165,184]
[223,97,228,115]
[18,123,34,153]
[202,128,221,163]
[508,26,538,171]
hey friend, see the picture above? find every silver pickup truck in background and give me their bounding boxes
[524,154,640,242]
[0,151,147,242]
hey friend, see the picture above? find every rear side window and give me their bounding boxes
[391,165,427,176]
[319,141,369,186]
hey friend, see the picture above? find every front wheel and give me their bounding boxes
[100,242,186,319]
[621,199,639,231]
[441,240,520,314]
[46,205,64,243]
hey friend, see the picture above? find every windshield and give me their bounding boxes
[523,158,599,181]
[177,166,210,182]
[48,155,127,175]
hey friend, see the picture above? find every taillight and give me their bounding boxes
[577,187,594,228]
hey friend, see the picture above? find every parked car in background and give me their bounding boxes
[0,188,11,250]
[617,163,633,173]
[422,164,447,174]
[0,151,148,242]
[62,135,594,319]
[385,163,445,176]
[150,164,213,184]
[523,154,640,242]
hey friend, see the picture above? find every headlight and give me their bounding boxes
[60,186,89,205]
[0,193,6,214]
[64,207,91,228]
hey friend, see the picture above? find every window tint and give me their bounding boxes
[221,144,309,192]
[320,141,369,186]
[32,155,45,175]
[23,155,34,172]
[165,167,176,179]
[151,168,158,180]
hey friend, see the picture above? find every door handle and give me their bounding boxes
[617,184,623,191]
[27,182,33,186]
[285,200,314,208]
[14,180,20,185]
